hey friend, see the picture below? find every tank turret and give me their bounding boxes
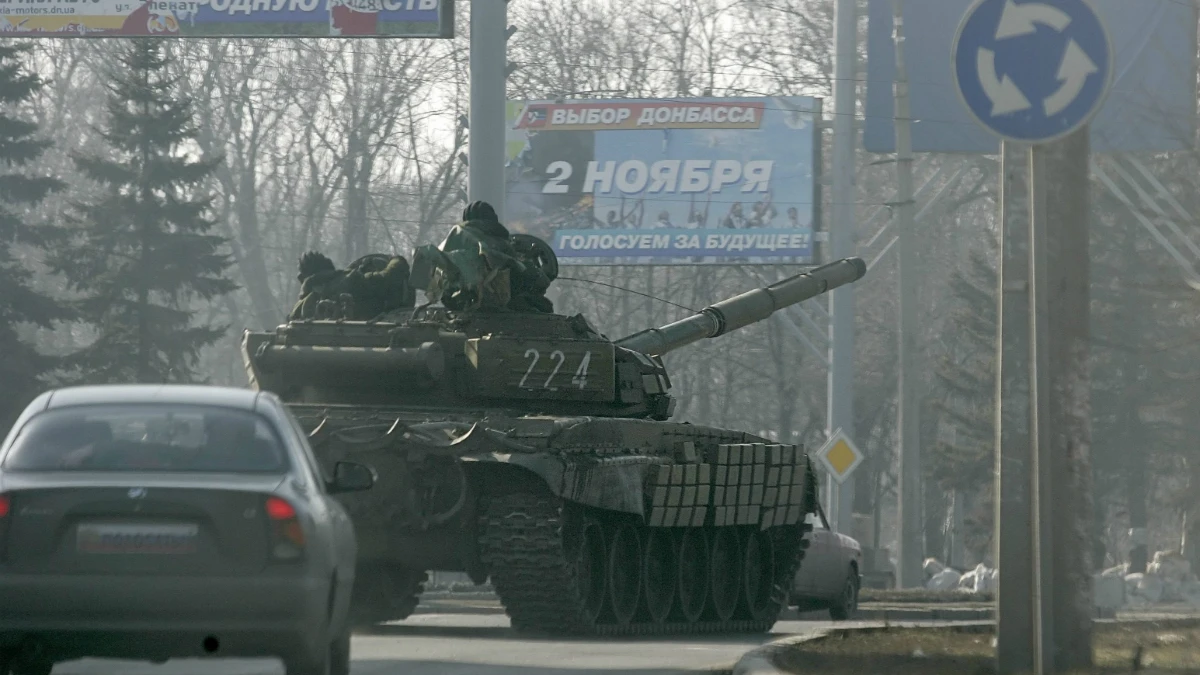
[240,217,869,638]
[243,255,866,422]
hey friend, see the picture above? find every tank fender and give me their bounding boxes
[461,452,656,517]
[461,452,564,496]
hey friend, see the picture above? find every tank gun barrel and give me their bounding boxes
[615,257,867,357]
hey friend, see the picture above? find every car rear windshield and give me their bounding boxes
[1,404,290,473]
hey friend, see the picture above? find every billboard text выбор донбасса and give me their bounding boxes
[0,0,452,37]
[504,96,819,266]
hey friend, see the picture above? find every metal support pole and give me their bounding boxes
[826,0,858,535]
[995,141,1035,675]
[892,0,922,589]
[468,0,508,217]
[1041,126,1095,674]
[999,128,1095,675]
[1028,144,1055,675]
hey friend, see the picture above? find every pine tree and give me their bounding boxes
[48,40,237,385]
[1087,186,1200,570]
[928,235,999,562]
[0,43,70,426]
[930,241,998,493]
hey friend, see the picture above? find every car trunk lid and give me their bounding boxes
[0,473,287,576]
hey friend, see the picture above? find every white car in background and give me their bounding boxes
[790,501,863,620]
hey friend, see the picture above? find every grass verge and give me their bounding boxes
[772,622,1200,674]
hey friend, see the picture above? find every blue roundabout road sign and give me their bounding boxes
[952,0,1113,144]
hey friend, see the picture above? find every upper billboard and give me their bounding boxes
[505,96,820,266]
[0,0,453,37]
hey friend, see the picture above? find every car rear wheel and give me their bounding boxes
[330,628,351,675]
[285,648,329,675]
[6,653,51,675]
[286,625,350,675]
[350,565,426,627]
[828,567,859,621]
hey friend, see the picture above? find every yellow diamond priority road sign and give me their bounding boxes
[816,428,863,484]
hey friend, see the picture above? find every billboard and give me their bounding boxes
[504,96,820,266]
[865,0,1197,153]
[0,0,453,37]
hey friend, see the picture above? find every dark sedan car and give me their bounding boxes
[0,385,375,675]
[790,501,862,620]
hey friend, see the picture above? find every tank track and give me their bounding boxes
[479,490,813,636]
[350,566,428,627]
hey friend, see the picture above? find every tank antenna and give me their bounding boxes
[554,276,697,312]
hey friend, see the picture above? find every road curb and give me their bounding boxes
[853,608,993,621]
[731,631,832,675]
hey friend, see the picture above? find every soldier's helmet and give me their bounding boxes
[462,200,510,239]
[298,251,336,282]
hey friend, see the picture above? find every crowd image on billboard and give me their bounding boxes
[503,96,820,266]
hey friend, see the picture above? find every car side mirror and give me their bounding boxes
[328,461,376,494]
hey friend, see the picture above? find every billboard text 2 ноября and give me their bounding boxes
[504,96,819,266]
[0,0,452,37]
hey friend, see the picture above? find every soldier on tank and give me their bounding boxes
[351,254,417,318]
[507,233,556,313]
[291,251,354,320]
[411,201,555,313]
[291,250,415,321]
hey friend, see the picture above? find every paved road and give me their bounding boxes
[52,608,876,675]
[51,594,1168,675]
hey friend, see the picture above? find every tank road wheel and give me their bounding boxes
[739,529,777,621]
[570,514,609,625]
[676,528,709,623]
[607,521,643,625]
[641,528,677,624]
[707,528,742,621]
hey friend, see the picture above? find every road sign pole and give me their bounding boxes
[468,0,509,217]
[1041,125,1096,673]
[1027,125,1097,675]
[951,1,1108,670]
[827,0,859,536]
[995,140,1035,675]
[1028,142,1055,675]
[891,0,924,591]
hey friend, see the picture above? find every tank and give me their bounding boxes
[241,246,867,636]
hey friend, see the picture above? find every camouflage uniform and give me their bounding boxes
[290,251,415,321]
[438,203,518,311]
[354,255,417,318]
[289,267,365,321]
[507,234,555,314]
[413,201,555,313]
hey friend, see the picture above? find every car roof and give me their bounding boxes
[42,385,263,412]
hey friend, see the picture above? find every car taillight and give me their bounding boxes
[266,496,295,520]
[265,496,305,562]
[0,493,9,560]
